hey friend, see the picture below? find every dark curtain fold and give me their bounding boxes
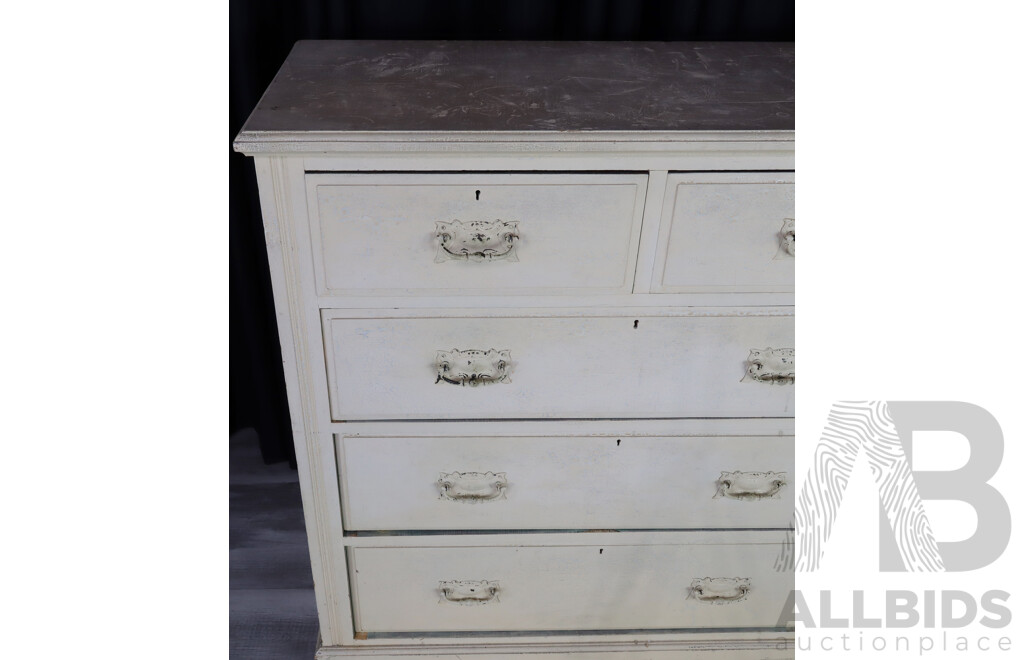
[229,0,796,465]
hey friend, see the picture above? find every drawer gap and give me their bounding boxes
[335,416,797,423]
[304,169,650,175]
[359,627,794,639]
[345,528,794,537]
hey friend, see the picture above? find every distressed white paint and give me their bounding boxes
[652,173,795,293]
[349,536,791,633]
[339,433,793,530]
[252,157,351,645]
[322,308,795,420]
[306,173,647,296]
[239,67,795,659]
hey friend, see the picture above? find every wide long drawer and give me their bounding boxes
[338,431,793,531]
[306,173,647,296]
[349,536,792,633]
[323,308,794,421]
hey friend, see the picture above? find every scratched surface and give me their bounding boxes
[240,40,794,134]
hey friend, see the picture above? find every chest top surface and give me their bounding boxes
[237,40,794,139]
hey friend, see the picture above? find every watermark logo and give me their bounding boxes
[777,401,1014,653]
[793,401,1010,572]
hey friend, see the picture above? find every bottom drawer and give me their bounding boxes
[349,535,792,634]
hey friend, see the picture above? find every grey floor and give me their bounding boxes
[230,429,319,660]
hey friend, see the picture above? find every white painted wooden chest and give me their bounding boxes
[235,40,795,660]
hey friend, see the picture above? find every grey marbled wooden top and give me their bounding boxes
[238,40,793,137]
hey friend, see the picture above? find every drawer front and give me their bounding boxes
[306,173,647,296]
[323,309,794,421]
[652,173,794,293]
[350,539,792,633]
[339,434,793,531]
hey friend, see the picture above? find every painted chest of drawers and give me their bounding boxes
[235,40,795,660]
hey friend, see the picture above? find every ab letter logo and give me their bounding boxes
[794,401,1010,572]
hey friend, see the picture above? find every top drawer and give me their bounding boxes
[652,172,794,293]
[305,173,647,297]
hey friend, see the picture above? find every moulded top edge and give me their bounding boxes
[231,129,796,156]
[234,128,795,143]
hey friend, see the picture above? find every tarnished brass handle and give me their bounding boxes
[435,348,512,386]
[438,471,508,501]
[435,219,519,262]
[715,471,787,500]
[690,577,751,604]
[743,347,794,384]
[439,580,500,605]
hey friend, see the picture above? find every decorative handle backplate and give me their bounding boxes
[743,347,794,384]
[439,580,500,605]
[714,471,787,500]
[780,218,795,257]
[436,348,512,386]
[689,577,751,604]
[438,471,508,501]
[435,219,519,262]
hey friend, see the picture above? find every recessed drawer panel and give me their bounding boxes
[306,173,647,296]
[652,173,794,293]
[349,538,792,633]
[323,308,794,421]
[339,434,793,531]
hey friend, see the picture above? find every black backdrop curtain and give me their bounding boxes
[229,0,796,465]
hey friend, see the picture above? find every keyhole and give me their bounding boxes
[616,439,621,446]
[599,548,603,554]
[475,190,480,200]
[633,320,639,329]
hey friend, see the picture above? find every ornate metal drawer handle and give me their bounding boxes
[435,219,519,262]
[743,347,794,384]
[714,471,787,500]
[689,577,751,604]
[438,471,508,501]
[436,348,512,386]
[780,218,795,257]
[439,580,500,605]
